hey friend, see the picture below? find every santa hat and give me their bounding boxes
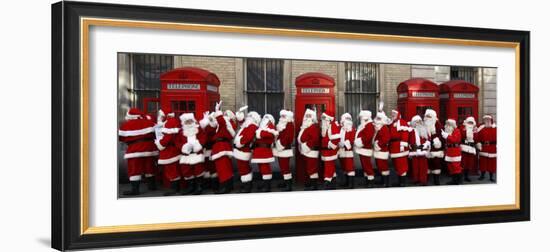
[340,113,352,123]
[263,114,276,125]
[483,115,493,123]
[391,110,401,120]
[446,118,457,128]
[321,109,335,121]
[162,117,180,134]
[247,111,261,125]
[358,110,372,121]
[279,109,294,122]
[126,108,143,120]
[463,116,476,125]
[424,109,438,120]
[224,110,236,120]
[303,108,318,123]
[158,107,175,118]
[375,111,389,123]
[410,115,422,127]
[179,113,196,124]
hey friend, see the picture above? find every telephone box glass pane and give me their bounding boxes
[416,106,433,118]
[188,101,196,115]
[458,107,473,124]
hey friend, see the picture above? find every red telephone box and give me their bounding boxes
[439,80,479,124]
[143,67,221,119]
[294,72,335,182]
[397,78,440,121]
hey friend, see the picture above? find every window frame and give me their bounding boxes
[244,58,285,116]
[343,62,380,119]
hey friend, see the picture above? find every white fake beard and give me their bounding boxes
[277,118,288,131]
[465,125,474,141]
[374,120,384,131]
[444,124,454,134]
[242,117,255,128]
[260,118,269,129]
[424,118,436,134]
[183,124,198,137]
[415,125,428,139]
[301,118,313,129]
[321,120,330,137]
[342,120,353,132]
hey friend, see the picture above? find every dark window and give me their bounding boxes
[450,66,478,85]
[415,106,433,118]
[245,59,284,117]
[131,54,173,111]
[305,103,326,120]
[344,63,379,120]
[457,107,473,125]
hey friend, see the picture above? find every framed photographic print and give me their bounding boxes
[51,1,530,250]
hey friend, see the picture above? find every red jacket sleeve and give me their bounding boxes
[447,129,462,144]
[240,125,257,145]
[279,123,295,147]
[378,126,390,147]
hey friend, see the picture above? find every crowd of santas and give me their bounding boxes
[118,101,497,196]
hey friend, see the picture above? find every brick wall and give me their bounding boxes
[289,60,339,114]
[482,68,498,121]
[380,64,411,114]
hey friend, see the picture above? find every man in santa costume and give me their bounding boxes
[210,101,237,194]
[153,112,182,196]
[441,118,463,185]
[354,110,376,188]
[408,115,431,186]
[251,114,278,192]
[298,108,321,190]
[338,113,356,189]
[233,111,260,193]
[389,110,411,187]
[273,109,295,191]
[476,115,497,182]
[320,110,340,190]
[235,105,249,125]
[373,110,391,187]
[118,108,159,195]
[177,113,208,195]
[424,109,444,185]
[199,111,218,192]
[460,116,478,182]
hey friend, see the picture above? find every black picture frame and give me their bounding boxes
[51,1,530,251]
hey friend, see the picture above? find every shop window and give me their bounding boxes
[131,54,173,110]
[344,62,379,120]
[451,66,478,85]
[245,58,284,117]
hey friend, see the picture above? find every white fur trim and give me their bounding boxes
[125,113,141,120]
[373,151,389,160]
[275,140,285,151]
[283,173,293,180]
[233,135,244,148]
[273,148,294,158]
[224,118,236,137]
[365,174,375,180]
[355,148,373,157]
[124,151,159,159]
[339,150,354,158]
[154,139,165,151]
[210,150,233,161]
[430,169,441,175]
[161,127,180,134]
[196,171,206,178]
[184,175,195,180]
[324,177,333,182]
[241,172,253,182]
[460,144,477,154]
[328,141,338,150]
[118,127,155,137]
[428,150,445,158]
[203,149,211,157]
[309,173,319,179]
[211,173,218,178]
[301,150,319,158]
[158,155,182,165]
[409,150,427,157]
[251,157,275,163]
[233,148,252,161]
[400,141,409,147]
[129,175,141,181]
[180,153,205,165]
[169,176,181,182]
[354,138,364,148]
[390,151,409,158]
[328,132,341,140]
[203,172,211,178]
[381,171,390,176]
[262,174,273,180]
[321,154,338,161]
[145,173,154,178]
[445,155,462,162]
[479,152,497,158]
[347,171,356,176]
[433,137,442,149]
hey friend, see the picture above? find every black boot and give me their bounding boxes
[123,181,141,196]
[340,175,350,188]
[240,181,253,193]
[192,177,204,195]
[282,179,293,191]
[383,175,391,187]
[261,180,271,192]
[215,179,233,194]
[163,181,180,196]
[147,176,157,191]
[397,176,406,187]
[323,180,336,190]
[463,170,471,182]
[305,178,318,191]
[348,176,355,189]
[446,175,457,185]
[365,178,374,188]
[211,178,219,192]
[478,172,486,181]
[489,173,495,182]
[180,179,196,195]
[457,174,464,185]
[433,174,441,185]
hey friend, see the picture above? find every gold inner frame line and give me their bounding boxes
[79,17,521,235]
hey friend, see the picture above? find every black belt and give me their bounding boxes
[254,143,272,148]
[410,145,423,151]
[463,142,476,146]
[447,144,460,148]
[483,141,497,145]
[215,138,230,142]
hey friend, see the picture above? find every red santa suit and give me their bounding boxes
[354,110,376,183]
[154,117,182,182]
[460,117,478,180]
[210,107,236,185]
[273,110,295,183]
[320,111,340,185]
[177,113,207,181]
[442,118,463,183]
[424,109,444,183]
[373,112,391,175]
[389,110,411,177]
[199,112,217,182]
[251,114,278,185]
[118,108,159,182]
[477,115,497,177]
[298,109,321,183]
[233,111,260,184]
[408,116,430,185]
